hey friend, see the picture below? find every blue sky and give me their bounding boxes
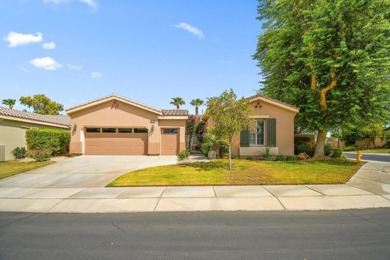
[1,0,262,114]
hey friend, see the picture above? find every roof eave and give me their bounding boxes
[66,96,163,115]
[157,116,188,120]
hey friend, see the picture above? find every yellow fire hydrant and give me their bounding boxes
[356,151,362,162]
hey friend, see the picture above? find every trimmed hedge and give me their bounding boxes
[294,134,315,156]
[332,148,343,158]
[26,128,70,156]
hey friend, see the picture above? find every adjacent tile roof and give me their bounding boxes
[66,93,189,117]
[0,106,71,128]
[247,93,299,111]
[162,109,188,116]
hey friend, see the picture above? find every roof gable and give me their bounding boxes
[66,94,163,115]
[66,93,189,117]
[247,94,299,113]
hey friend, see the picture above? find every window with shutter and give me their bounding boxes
[240,129,249,147]
[267,118,276,147]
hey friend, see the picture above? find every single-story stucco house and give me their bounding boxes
[0,106,71,161]
[66,94,188,156]
[204,94,299,156]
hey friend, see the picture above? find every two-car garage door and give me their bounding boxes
[84,127,180,155]
[85,127,148,155]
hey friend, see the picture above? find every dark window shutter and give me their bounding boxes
[240,129,249,147]
[267,119,276,147]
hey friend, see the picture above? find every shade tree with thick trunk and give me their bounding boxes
[254,0,390,157]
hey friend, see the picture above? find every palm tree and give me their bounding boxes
[190,98,204,115]
[2,99,16,109]
[170,97,185,109]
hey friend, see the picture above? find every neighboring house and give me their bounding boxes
[0,107,71,161]
[66,94,188,156]
[204,94,299,156]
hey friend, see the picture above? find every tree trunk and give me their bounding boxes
[228,144,232,170]
[313,129,327,158]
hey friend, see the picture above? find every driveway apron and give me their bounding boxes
[0,155,178,188]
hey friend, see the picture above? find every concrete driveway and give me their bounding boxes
[0,155,178,188]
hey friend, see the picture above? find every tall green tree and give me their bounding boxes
[254,0,390,157]
[207,89,253,170]
[19,94,64,115]
[2,99,16,109]
[170,97,185,109]
[190,98,204,115]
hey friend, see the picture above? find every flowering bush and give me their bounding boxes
[27,149,52,162]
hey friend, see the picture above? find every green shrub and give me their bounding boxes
[324,144,333,156]
[294,134,315,156]
[343,146,357,151]
[275,155,286,161]
[295,144,313,156]
[177,149,190,161]
[246,157,254,161]
[219,141,229,158]
[260,146,272,160]
[286,155,300,161]
[26,129,70,156]
[11,147,26,159]
[27,148,52,162]
[382,140,390,148]
[332,148,343,158]
[200,143,212,156]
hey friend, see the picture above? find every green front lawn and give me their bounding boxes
[108,159,365,187]
[0,161,53,180]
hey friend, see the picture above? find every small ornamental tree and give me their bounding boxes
[207,89,253,170]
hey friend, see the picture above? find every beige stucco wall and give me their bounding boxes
[0,119,68,161]
[68,100,186,155]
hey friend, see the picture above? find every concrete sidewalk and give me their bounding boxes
[0,161,389,213]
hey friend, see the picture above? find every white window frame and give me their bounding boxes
[249,120,266,146]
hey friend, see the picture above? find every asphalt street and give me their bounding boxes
[343,152,390,163]
[1,210,390,259]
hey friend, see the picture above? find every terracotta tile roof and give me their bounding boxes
[162,109,189,116]
[247,93,299,111]
[66,93,162,114]
[66,93,189,117]
[0,106,71,128]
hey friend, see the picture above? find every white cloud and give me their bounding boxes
[78,0,97,8]
[42,42,56,49]
[4,32,43,47]
[91,71,102,78]
[30,57,62,70]
[174,22,204,39]
[68,64,82,70]
[43,0,98,8]
[43,0,69,3]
